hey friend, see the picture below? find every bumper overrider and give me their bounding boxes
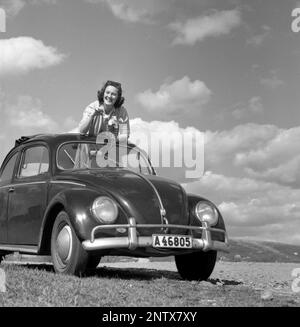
[82,218,229,253]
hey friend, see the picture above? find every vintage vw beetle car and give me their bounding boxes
[0,133,228,280]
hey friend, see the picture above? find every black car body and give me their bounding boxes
[0,133,229,280]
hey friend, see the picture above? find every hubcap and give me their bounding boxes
[56,225,73,263]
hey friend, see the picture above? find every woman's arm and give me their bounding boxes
[78,102,98,134]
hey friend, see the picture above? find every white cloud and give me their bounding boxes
[244,155,300,184]
[107,2,151,23]
[0,0,25,16]
[129,118,205,180]
[169,9,242,45]
[248,96,264,114]
[63,116,78,133]
[233,126,300,185]
[246,25,271,46]
[205,123,277,169]
[204,122,300,186]
[0,92,77,162]
[130,117,201,149]
[0,0,57,17]
[0,37,65,76]
[260,71,285,89]
[135,76,212,114]
[86,0,155,23]
[2,95,77,134]
[183,172,300,244]
[130,119,300,186]
[232,96,264,119]
[4,96,58,131]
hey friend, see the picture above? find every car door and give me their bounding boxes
[7,145,50,245]
[0,152,20,244]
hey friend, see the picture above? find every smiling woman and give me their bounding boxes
[78,80,130,141]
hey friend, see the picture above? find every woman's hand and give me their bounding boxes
[108,116,118,128]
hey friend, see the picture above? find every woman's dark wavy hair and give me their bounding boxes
[97,80,125,109]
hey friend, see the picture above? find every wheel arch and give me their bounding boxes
[39,202,65,255]
[38,188,106,254]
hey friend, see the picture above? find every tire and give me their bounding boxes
[51,211,88,276]
[175,250,217,281]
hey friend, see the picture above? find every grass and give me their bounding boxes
[0,263,299,307]
[1,239,300,306]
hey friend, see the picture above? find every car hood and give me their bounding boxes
[58,169,189,227]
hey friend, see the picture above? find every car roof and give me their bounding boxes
[1,133,151,172]
[14,133,85,147]
[0,133,138,165]
[14,133,137,148]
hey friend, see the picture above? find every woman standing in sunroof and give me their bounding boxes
[78,80,130,141]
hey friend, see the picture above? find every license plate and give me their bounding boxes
[152,234,192,249]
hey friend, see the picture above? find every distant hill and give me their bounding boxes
[218,239,300,263]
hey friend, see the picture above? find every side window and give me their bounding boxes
[0,153,18,184]
[19,146,49,178]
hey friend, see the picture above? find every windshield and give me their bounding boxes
[57,142,154,175]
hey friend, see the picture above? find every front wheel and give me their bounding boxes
[175,250,217,281]
[51,211,88,276]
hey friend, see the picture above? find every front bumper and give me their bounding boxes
[82,218,229,253]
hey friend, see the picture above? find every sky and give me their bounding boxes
[0,0,300,244]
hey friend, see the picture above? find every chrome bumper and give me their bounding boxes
[82,218,229,253]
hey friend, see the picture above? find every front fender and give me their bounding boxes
[40,188,109,246]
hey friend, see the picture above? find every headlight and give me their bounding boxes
[92,196,118,224]
[194,201,218,226]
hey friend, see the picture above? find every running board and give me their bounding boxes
[3,253,52,265]
[0,244,38,254]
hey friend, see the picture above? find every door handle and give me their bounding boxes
[8,187,15,193]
